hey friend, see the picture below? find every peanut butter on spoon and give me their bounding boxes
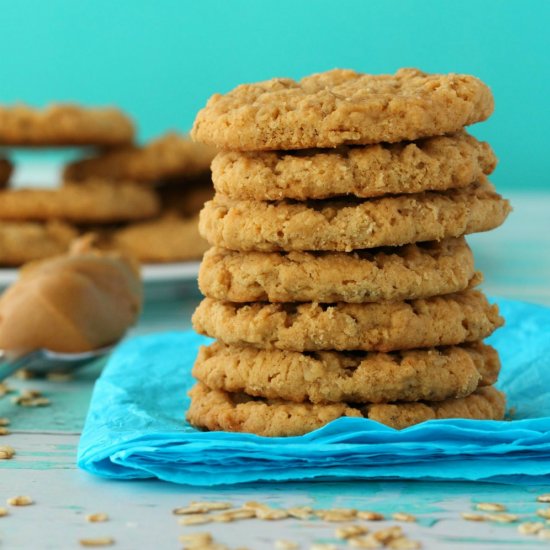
[0,236,142,355]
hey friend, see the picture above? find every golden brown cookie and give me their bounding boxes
[0,180,160,223]
[192,342,499,404]
[0,221,78,266]
[187,384,505,435]
[212,132,496,200]
[199,238,479,303]
[365,386,506,430]
[64,132,216,183]
[109,214,209,263]
[0,157,13,189]
[192,291,502,352]
[158,179,215,218]
[191,68,494,150]
[200,180,510,252]
[187,382,362,437]
[0,103,134,146]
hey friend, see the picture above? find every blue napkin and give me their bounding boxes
[77,297,550,486]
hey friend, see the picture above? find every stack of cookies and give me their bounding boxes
[0,104,215,266]
[188,68,511,437]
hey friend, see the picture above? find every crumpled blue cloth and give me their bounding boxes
[77,297,550,486]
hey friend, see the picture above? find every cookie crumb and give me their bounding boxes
[211,509,255,522]
[388,538,422,549]
[46,372,74,382]
[7,495,33,506]
[287,506,313,520]
[177,513,212,526]
[475,502,506,512]
[79,537,115,547]
[0,507,8,517]
[179,532,213,545]
[0,417,10,426]
[0,382,14,396]
[373,526,403,544]
[86,513,109,522]
[392,512,417,522]
[348,535,381,549]
[12,390,51,407]
[316,508,357,522]
[309,544,337,550]
[0,427,10,435]
[537,494,550,503]
[537,508,550,519]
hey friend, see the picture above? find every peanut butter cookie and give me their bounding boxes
[192,68,494,150]
[200,180,510,252]
[199,238,479,303]
[212,132,496,200]
[192,291,502,352]
[0,103,134,146]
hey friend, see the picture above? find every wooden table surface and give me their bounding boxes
[1,192,549,550]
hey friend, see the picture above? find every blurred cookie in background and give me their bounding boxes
[0,103,135,147]
[0,221,78,266]
[64,132,216,184]
[106,214,208,263]
[0,157,13,189]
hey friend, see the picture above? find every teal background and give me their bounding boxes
[0,0,548,190]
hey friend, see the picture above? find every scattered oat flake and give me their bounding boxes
[7,495,33,506]
[0,507,8,517]
[0,382,14,396]
[179,532,213,545]
[539,529,550,540]
[335,524,368,539]
[0,427,10,435]
[79,537,115,547]
[537,494,550,503]
[388,538,422,550]
[0,445,15,459]
[255,508,289,520]
[275,540,299,550]
[189,501,233,512]
[46,372,74,382]
[317,508,357,522]
[211,509,255,522]
[357,511,384,521]
[461,512,486,522]
[392,512,416,522]
[309,544,337,550]
[178,513,212,525]
[0,417,10,426]
[287,506,313,520]
[373,526,403,544]
[86,513,109,522]
[486,513,518,523]
[348,535,382,549]
[12,391,51,407]
[537,508,550,519]
[518,522,544,535]
[475,502,506,512]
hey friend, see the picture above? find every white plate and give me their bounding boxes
[0,261,201,289]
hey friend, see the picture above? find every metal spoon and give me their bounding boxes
[0,345,115,381]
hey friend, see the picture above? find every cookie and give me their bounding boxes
[187,381,362,437]
[187,384,505,435]
[191,68,494,150]
[0,103,134,146]
[192,341,499,405]
[200,180,510,252]
[158,178,215,218]
[64,132,216,183]
[110,214,209,263]
[193,291,502,352]
[212,131,496,201]
[0,221,77,266]
[365,386,506,430]
[200,238,479,303]
[0,157,13,189]
[0,180,160,223]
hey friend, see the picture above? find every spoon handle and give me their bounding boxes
[0,351,39,382]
